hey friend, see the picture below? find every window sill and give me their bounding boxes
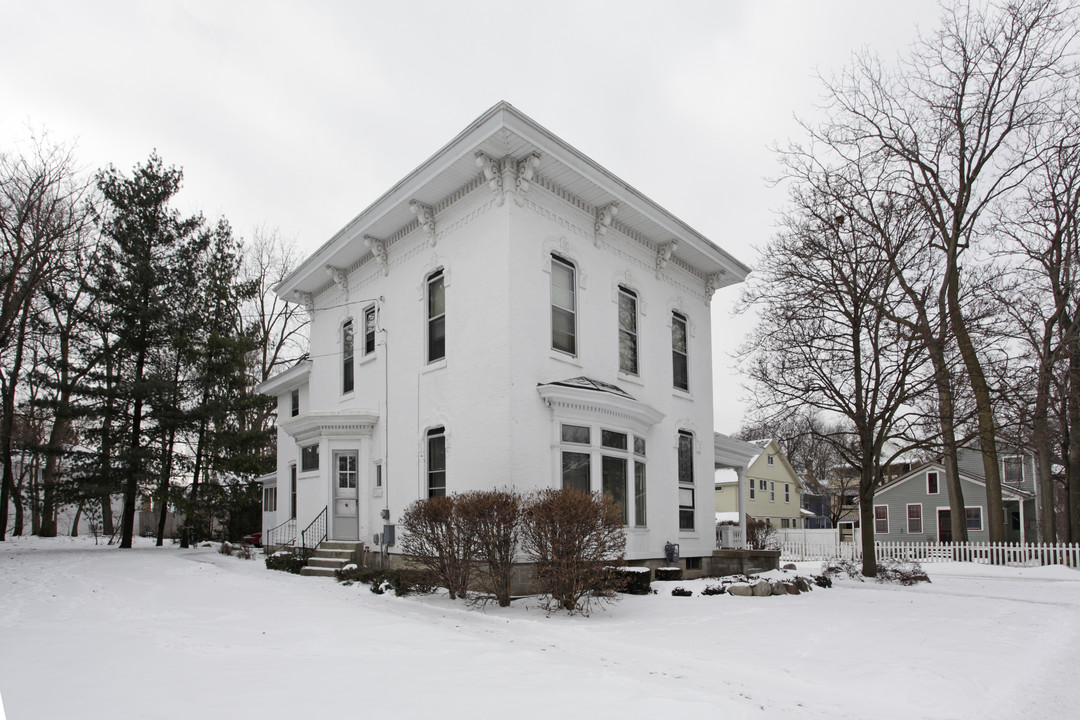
[422,358,447,374]
[672,388,693,401]
[617,371,644,387]
[549,350,582,368]
[358,352,377,367]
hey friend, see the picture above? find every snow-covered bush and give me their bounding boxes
[655,567,682,581]
[701,584,726,596]
[874,558,930,585]
[670,587,693,597]
[611,566,652,595]
[265,551,305,574]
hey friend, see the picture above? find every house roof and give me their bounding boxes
[876,460,1035,500]
[274,101,750,302]
[256,359,311,396]
[539,376,635,400]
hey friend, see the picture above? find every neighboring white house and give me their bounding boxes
[257,101,750,570]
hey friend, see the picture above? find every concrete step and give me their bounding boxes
[306,557,350,569]
[308,549,355,560]
[320,541,364,551]
[299,566,338,577]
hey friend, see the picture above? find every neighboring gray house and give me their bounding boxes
[870,449,1037,544]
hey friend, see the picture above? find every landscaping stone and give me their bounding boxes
[782,563,797,570]
[728,583,753,597]
[752,581,772,597]
[783,582,800,595]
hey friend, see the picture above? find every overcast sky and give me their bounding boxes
[1,0,943,433]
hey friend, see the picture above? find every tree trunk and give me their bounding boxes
[859,464,878,577]
[70,501,82,537]
[947,267,1004,542]
[119,345,148,550]
[0,307,31,541]
[1068,346,1080,541]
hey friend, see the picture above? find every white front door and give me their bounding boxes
[332,451,358,540]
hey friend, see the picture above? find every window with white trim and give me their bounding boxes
[618,286,638,375]
[784,483,790,503]
[342,319,354,393]
[300,444,319,472]
[749,482,755,500]
[1003,456,1023,484]
[678,430,695,530]
[551,255,576,355]
[262,486,277,512]
[874,505,889,534]
[290,388,299,417]
[559,423,646,527]
[767,454,774,466]
[364,305,377,356]
[907,503,922,534]
[965,507,983,531]
[427,270,445,363]
[672,311,689,391]
[927,471,939,495]
[427,427,446,497]
[290,465,297,519]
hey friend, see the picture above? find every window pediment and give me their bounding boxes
[537,377,663,433]
[280,412,380,443]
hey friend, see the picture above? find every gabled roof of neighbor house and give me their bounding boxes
[275,101,750,302]
[875,460,1035,500]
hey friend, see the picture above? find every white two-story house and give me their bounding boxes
[257,101,749,572]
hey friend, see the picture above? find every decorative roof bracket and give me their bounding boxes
[475,152,504,206]
[410,201,437,246]
[655,239,678,279]
[594,202,619,247]
[514,153,540,206]
[325,265,348,294]
[704,270,726,303]
[296,291,315,313]
[364,235,389,276]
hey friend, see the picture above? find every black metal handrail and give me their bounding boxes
[300,506,327,561]
[264,517,296,552]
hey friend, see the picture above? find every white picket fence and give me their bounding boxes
[778,539,1080,568]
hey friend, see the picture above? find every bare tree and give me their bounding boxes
[815,0,1079,542]
[0,136,94,540]
[739,177,930,576]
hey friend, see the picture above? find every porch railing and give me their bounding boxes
[716,525,745,549]
[264,516,296,553]
[300,506,327,561]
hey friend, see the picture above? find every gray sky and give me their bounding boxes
[1,0,942,432]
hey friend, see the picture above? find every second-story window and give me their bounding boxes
[342,320,354,393]
[427,270,445,363]
[290,388,299,417]
[672,311,689,391]
[364,305,377,355]
[618,286,638,375]
[551,255,576,356]
[427,426,446,497]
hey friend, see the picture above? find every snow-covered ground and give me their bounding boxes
[2,537,1078,720]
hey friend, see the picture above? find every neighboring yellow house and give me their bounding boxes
[715,439,805,529]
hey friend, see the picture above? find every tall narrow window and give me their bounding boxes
[290,465,297,519]
[551,255,576,355]
[927,472,939,495]
[618,286,638,374]
[874,505,889,534]
[634,462,647,527]
[290,388,299,417]
[602,456,628,525]
[907,504,922,534]
[427,270,445,362]
[364,305,377,355]
[342,320,354,393]
[1003,457,1023,484]
[672,311,689,391]
[427,427,446,497]
[678,430,694,530]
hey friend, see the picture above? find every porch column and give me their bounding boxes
[736,466,747,549]
[1019,498,1026,545]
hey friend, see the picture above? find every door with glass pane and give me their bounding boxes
[332,451,358,540]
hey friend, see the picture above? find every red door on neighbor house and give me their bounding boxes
[938,509,952,543]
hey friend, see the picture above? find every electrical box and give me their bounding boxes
[664,542,680,564]
[380,508,390,520]
[373,533,381,546]
[382,524,396,547]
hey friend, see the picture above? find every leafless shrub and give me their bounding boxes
[520,489,626,615]
[399,496,478,600]
[460,489,522,607]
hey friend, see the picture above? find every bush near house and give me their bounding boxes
[520,488,626,615]
[265,551,305,574]
[399,495,477,600]
[335,565,438,596]
[611,566,652,595]
[459,489,523,607]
